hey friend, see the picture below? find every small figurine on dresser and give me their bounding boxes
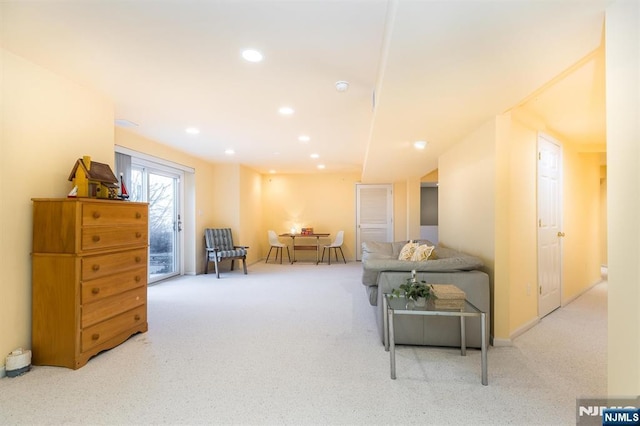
[67,155,120,199]
[119,173,130,200]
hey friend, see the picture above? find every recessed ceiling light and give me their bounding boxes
[414,140,427,149]
[225,149,235,155]
[298,135,310,143]
[185,127,200,135]
[242,49,263,62]
[278,106,294,115]
[317,164,326,170]
[310,153,319,159]
[335,80,349,92]
[269,170,276,174]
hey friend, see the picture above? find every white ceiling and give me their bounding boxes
[1,0,610,182]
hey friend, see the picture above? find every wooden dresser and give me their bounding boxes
[31,198,149,369]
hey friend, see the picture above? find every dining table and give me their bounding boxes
[279,232,330,264]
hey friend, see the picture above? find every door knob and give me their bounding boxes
[557,232,565,237]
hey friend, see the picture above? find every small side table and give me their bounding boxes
[383,293,488,385]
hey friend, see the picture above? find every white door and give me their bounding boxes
[130,161,184,284]
[356,184,393,260]
[537,134,563,317]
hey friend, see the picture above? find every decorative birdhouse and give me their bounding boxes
[68,155,119,199]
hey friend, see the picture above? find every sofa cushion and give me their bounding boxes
[398,242,419,260]
[410,244,434,261]
[361,240,394,257]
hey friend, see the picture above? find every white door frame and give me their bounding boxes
[131,159,184,283]
[537,133,563,317]
[356,184,393,261]
[115,145,195,281]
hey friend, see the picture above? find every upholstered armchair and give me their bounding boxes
[204,228,249,278]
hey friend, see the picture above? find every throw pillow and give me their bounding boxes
[398,242,419,260]
[411,244,435,261]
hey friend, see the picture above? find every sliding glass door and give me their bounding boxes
[130,161,183,283]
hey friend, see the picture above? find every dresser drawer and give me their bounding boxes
[81,305,147,352]
[82,248,147,280]
[81,226,147,251]
[82,203,148,226]
[82,266,146,304]
[82,286,146,328]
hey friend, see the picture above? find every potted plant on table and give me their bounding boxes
[391,270,434,307]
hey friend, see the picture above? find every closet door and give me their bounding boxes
[537,134,563,317]
[356,184,393,260]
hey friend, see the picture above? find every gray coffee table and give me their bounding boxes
[383,293,488,385]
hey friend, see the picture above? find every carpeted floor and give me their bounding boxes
[0,261,606,425]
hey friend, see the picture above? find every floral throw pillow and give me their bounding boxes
[411,244,435,261]
[398,242,419,260]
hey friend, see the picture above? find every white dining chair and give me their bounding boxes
[321,230,346,264]
[266,230,291,264]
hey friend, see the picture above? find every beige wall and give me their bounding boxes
[211,164,241,229]
[406,177,422,239]
[261,172,360,261]
[393,178,431,242]
[1,49,115,365]
[606,0,640,395]
[439,108,605,343]
[504,116,538,334]
[393,181,407,241]
[600,165,608,266]
[439,118,498,336]
[239,165,263,264]
[421,169,438,183]
[562,146,603,300]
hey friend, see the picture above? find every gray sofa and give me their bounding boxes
[362,240,490,348]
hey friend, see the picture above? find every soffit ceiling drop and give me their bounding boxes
[0,1,611,182]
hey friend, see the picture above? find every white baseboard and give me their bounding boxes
[493,317,541,347]
[510,317,540,341]
[499,280,605,345]
[562,279,606,306]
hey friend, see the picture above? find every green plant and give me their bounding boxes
[391,270,433,301]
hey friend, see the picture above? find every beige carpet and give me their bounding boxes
[0,262,606,425]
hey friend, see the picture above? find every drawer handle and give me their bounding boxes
[135,275,141,282]
[135,256,142,263]
[93,211,101,219]
[92,264,100,272]
[92,333,100,341]
[135,232,142,238]
[136,212,142,219]
[91,288,100,295]
[92,235,101,242]
[134,314,141,321]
